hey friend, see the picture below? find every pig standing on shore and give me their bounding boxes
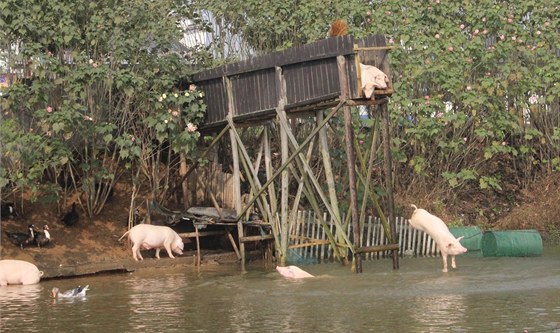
[410,204,467,272]
[119,224,184,261]
[0,260,44,286]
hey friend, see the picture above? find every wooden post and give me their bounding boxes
[381,101,399,269]
[337,55,362,273]
[276,66,290,266]
[225,75,245,268]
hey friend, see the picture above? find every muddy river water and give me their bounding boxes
[1,247,559,332]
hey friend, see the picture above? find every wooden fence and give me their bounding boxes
[288,211,440,263]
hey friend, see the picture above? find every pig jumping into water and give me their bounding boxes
[276,265,314,279]
[119,224,184,261]
[410,205,467,272]
[0,260,44,286]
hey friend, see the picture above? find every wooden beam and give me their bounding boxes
[239,234,275,243]
[355,243,399,254]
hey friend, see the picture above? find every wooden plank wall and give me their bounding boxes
[289,212,440,263]
[185,162,235,209]
[191,34,390,129]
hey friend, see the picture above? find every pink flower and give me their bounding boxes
[92,63,98,68]
[435,33,440,39]
[482,29,488,35]
[366,11,371,16]
[131,136,135,142]
[501,141,507,146]
[436,112,443,118]
[482,17,486,22]
[84,116,93,121]
[424,95,430,99]
[189,84,197,91]
[448,46,454,52]
[544,22,550,27]
[500,34,505,41]
[388,37,394,44]
[463,137,467,142]
[536,30,541,35]
[507,18,513,23]
[359,140,364,145]
[187,122,197,133]
[460,24,465,30]
[511,36,516,41]
[171,111,178,117]
[473,29,479,35]
[46,106,53,113]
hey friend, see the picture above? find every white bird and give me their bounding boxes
[51,285,89,298]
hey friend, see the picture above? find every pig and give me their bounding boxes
[0,260,44,286]
[276,265,314,279]
[119,224,184,261]
[410,204,467,272]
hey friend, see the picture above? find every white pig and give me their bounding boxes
[410,204,467,272]
[0,260,44,286]
[276,265,314,279]
[119,224,184,261]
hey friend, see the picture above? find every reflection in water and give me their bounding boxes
[1,250,560,332]
[411,294,466,330]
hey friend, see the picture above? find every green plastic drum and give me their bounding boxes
[481,230,543,257]
[449,226,483,256]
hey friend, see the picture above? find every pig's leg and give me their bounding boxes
[451,255,457,269]
[132,243,143,261]
[441,253,449,273]
[164,243,175,259]
[155,248,161,259]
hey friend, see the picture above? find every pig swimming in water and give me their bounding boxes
[276,265,314,279]
[119,224,184,261]
[0,260,44,286]
[410,204,467,272]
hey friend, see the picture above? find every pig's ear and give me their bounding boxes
[456,236,465,242]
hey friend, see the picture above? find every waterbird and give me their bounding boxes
[4,225,35,249]
[61,203,79,226]
[34,224,51,247]
[51,285,89,298]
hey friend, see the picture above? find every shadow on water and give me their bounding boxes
[2,247,560,332]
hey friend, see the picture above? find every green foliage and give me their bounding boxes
[0,0,207,211]
[364,0,560,196]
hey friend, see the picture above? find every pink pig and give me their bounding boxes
[0,260,44,286]
[276,265,314,279]
[410,205,467,272]
[119,224,184,261]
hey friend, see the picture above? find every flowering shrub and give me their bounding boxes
[362,0,560,196]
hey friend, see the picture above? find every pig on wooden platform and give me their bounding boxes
[119,224,184,261]
[0,260,44,286]
[410,205,467,272]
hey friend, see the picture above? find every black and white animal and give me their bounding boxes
[51,285,89,298]
[0,202,16,219]
[4,225,35,249]
[34,225,51,247]
[61,203,79,226]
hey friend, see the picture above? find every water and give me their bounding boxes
[2,248,560,333]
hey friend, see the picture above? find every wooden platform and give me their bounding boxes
[191,34,393,131]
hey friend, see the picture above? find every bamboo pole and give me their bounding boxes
[337,55,362,273]
[380,101,399,269]
[225,76,245,268]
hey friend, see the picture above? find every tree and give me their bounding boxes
[0,0,207,216]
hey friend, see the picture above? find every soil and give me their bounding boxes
[2,173,559,279]
[0,180,251,279]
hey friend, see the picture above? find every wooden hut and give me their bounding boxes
[186,34,398,272]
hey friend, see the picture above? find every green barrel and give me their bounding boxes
[449,226,483,255]
[481,230,543,257]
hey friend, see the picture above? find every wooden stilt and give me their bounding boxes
[337,55,362,273]
[381,101,399,270]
